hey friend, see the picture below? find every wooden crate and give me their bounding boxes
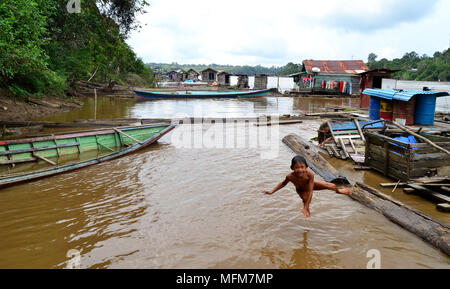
[364,132,450,181]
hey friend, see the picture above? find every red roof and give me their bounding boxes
[303,60,369,74]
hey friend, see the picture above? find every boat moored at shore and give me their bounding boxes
[134,88,272,99]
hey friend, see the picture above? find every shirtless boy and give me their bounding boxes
[262,155,351,218]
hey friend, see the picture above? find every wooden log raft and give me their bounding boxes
[283,133,450,256]
[351,183,450,256]
[282,133,349,185]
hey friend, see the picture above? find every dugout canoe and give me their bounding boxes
[0,123,176,188]
[134,88,271,99]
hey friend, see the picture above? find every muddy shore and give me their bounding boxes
[0,96,86,122]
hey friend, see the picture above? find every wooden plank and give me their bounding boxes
[367,158,408,181]
[339,150,347,160]
[364,134,370,165]
[113,128,143,144]
[75,137,81,154]
[348,138,357,153]
[411,159,450,169]
[351,182,450,256]
[354,119,365,142]
[0,142,80,156]
[334,130,359,135]
[437,203,450,212]
[408,184,450,203]
[410,142,450,148]
[406,183,450,187]
[403,188,416,194]
[412,152,449,161]
[338,138,349,159]
[32,153,56,166]
[97,142,115,152]
[327,121,337,142]
[324,145,334,157]
[369,145,408,166]
[353,165,371,170]
[365,132,413,148]
[0,158,37,165]
[409,167,437,178]
[329,144,341,158]
[349,154,365,164]
[380,182,407,188]
[383,141,389,176]
[53,135,60,157]
[334,135,361,139]
[392,180,402,192]
[254,120,303,126]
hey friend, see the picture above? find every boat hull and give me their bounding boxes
[0,124,176,188]
[134,88,271,99]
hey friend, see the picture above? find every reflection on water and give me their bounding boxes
[0,119,449,269]
[40,96,360,121]
[0,97,445,268]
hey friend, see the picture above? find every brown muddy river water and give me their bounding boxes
[0,97,449,268]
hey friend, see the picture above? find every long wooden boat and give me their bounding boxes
[0,123,176,188]
[134,88,271,99]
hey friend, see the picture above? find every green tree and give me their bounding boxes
[1,0,155,97]
[368,53,378,63]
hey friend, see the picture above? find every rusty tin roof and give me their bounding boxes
[303,60,369,75]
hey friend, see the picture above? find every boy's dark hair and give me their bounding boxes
[291,155,308,169]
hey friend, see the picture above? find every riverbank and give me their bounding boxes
[0,96,84,122]
[0,81,141,122]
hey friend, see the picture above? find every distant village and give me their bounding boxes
[153,59,402,99]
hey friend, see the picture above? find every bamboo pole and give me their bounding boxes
[390,121,450,155]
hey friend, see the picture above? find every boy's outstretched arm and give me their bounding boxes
[262,176,289,195]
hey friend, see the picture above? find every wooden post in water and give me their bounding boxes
[94,88,97,120]
[277,75,280,93]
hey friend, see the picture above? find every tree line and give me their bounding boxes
[147,62,302,76]
[367,49,450,81]
[0,0,154,97]
[151,49,450,81]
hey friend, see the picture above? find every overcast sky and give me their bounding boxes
[126,0,450,67]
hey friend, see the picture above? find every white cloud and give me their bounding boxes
[126,0,450,66]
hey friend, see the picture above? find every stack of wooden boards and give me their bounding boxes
[380,177,450,212]
[323,119,384,163]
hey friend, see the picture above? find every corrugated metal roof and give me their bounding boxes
[358,68,401,75]
[363,89,449,102]
[201,68,218,73]
[303,60,369,75]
